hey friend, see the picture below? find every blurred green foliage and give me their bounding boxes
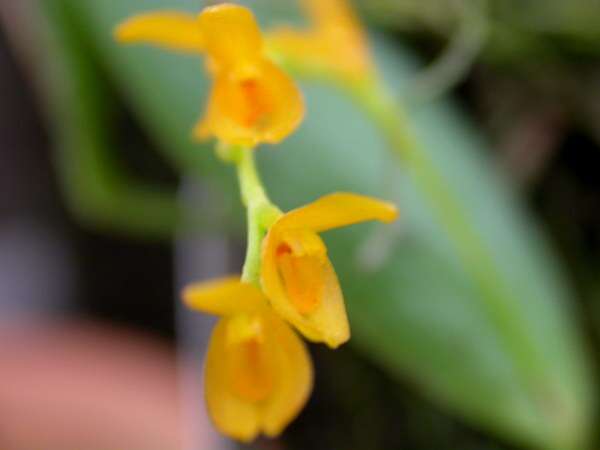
[359,0,600,61]
[39,0,596,449]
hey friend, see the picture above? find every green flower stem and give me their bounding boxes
[350,78,543,385]
[225,146,282,285]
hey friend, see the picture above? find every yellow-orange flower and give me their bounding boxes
[267,0,373,81]
[115,4,304,148]
[261,193,398,348]
[183,277,312,442]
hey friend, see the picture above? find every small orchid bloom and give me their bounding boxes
[115,4,304,148]
[183,277,313,442]
[261,193,398,348]
[267,0,373,82]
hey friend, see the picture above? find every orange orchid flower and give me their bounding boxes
[183,277,312,442]
[115,4,304,148]
[261,193,398,348]
[267,0,373,82]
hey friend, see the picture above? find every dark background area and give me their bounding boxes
[0,25,176,338]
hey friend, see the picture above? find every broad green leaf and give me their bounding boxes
[40,0,595,448]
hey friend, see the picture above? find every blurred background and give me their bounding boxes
[1,0,600,449]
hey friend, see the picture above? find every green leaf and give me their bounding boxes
[40,0,595,448]
[40,0,185,238]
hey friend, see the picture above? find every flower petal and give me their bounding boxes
[183,277,267,316]
[253,61,305,144]
[114,11,204,52]
[262,232,350,348]
[198,4,262,70]
[194,60,304,146]
[276,192,398,233]
[267,0,372,79]
[260,314,313,436]
[303,0,363,38]
[205,318,261,442]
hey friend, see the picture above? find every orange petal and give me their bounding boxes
[225,315,276,403]
[303,0,372,74]
[205,314,312,441]
[259,314,313,436]
[194,59,304,147]
[261,230,350,348]
[302,0,362,35]
[182,277,267,316]
[204,318,261,442]
[267,0,372,79]
[276,192,398,233]
[114,11,204,52]
[198,4,263,70]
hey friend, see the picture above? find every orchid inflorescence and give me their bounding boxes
[116,0,397,441]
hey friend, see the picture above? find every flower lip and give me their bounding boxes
[239,78,274,128]
[184,278,313,441]
[277,254,326,316]
[115,3,305,148]
[275,229,328,315]
[228,337,274,402]
[204,311,313,442]
[195,58,305,147]
[261,193,398,348]
[226,315,274,402]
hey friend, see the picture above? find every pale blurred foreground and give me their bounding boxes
[0,321,189,450]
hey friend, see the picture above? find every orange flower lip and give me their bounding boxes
[115,3,305,148]
[228,338,274,402]
[239,78,271,127]
[277,250,325,315]
[275,229,328,315]
[261,193,398,348]
[225,316,274,402]
[182,277,313,442]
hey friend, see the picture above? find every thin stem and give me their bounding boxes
[234,149,281,285]
[407,0,488,103]
[236,148,269,208]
